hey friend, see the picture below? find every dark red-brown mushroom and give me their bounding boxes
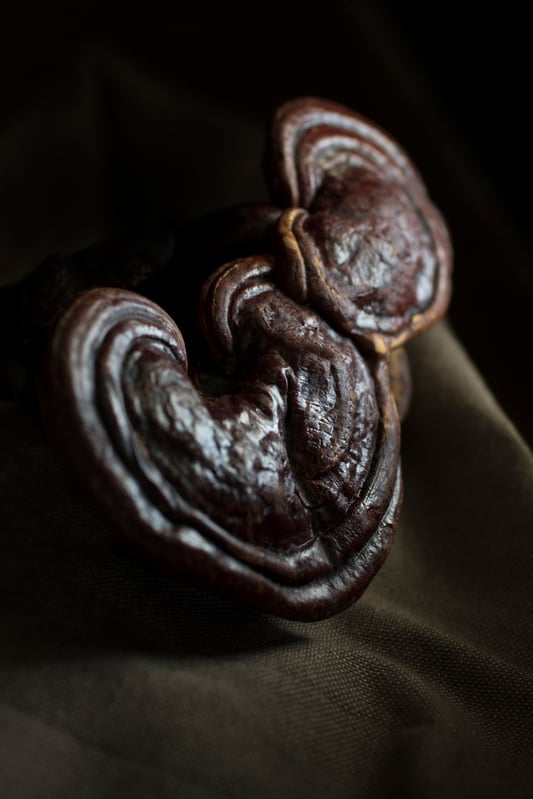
[39,98,452,620]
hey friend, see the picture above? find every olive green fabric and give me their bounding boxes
[1,48,532,799]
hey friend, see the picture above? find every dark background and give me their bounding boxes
[1,8,532,796]
[1,0,531,441]
[2,1,530,227]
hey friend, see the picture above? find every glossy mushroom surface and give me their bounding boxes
[41,98,452,620]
